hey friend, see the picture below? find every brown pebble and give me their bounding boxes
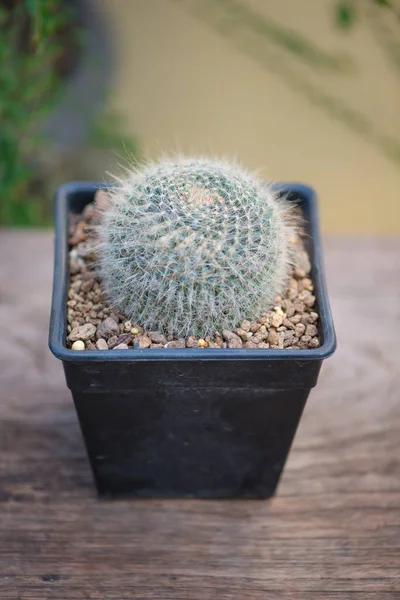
[86,342,96,350]
[113,343,129,350]
[284,337,297,347]
[208,342,222,348]
[294,301,305,314]
[257,342,270,349]
[107,336,119,348]
[252,331,268,344]
[222,330,243,348]
[150,343,164,349]
[309,337,320,348]
[289,314,301,325]
[282,299,295,318]
[300,313,310,326]
[235,328,252,341]
[165,339,186,348]
[249,321,260,333]
[283,318,295,330]
[294,323,306,338]
[186,336,198,348]
[306,324,318,337]
[271,313,283,328]
[68,323,97,342]
[148,331,167,345]
[243,341,257,348]
[304,295,316,308]
[109,312,120,324]
[96,317,120,340]
[240,320,251,332]
[96,339,108,350]
[268,330,279,346]
[309,312,319,323]
[301,335,312,343]
[114,333,133,347]
[136,335,152,349]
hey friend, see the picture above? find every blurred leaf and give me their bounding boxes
[335,1,357,29]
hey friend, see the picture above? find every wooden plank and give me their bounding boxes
[0,232,399,599]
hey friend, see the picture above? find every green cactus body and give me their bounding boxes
[98,157,297,337]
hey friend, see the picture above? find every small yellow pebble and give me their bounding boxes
[260,325,266,332]
[71,340,85,351]
[130,327,140,335]
[289,235,297,245]
[274,307,284,316]
[198,338,207,347]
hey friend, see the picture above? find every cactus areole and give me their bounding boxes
[98,158,298,337]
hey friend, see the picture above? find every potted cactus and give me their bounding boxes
[49,157,336,498]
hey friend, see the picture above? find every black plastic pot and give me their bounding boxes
[49,182,336,498]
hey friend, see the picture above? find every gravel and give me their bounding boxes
[66,192,321,351]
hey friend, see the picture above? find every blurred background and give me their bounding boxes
[1,0,399,232]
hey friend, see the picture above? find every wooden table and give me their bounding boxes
[0,232,399,600]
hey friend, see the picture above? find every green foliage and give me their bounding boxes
[0,0,71,226]
[99,157,298,337]
[0,1,140,227]
[335,0,395,30]
[335,2,357,29]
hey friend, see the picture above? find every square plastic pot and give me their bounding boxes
[49,182,336,498]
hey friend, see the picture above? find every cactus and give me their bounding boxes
[98,157,298,337]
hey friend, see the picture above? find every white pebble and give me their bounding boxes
[71,340,85,351]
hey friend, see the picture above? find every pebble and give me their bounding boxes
[294,323,306,338]
[95,339,108,350]
[71,340,85,351]
[67,201,321,351]
[268,329,280,346]
[148,331,167,345]
[96,317,120,340]
[257,342,270,349]
[68,323,96,342]
[240,320,251,332]
[249,321,260,333]
[135,335,152,349]
[271,313,283,328]
[235,327,252,341]
[283,318,295,330]
[107,336,119,348]
[243,340,258,348]
[306,324,318,337]
[222,330,243,348]
[165,339,186,348]
[113,343,129,350]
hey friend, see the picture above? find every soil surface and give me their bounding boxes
[66,191,320,350]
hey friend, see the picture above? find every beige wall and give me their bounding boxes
[95,0,400,233]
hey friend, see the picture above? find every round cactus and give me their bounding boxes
[98,157,298,337]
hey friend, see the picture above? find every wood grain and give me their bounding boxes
[0,232,399,599]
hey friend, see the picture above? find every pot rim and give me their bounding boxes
[49,181,336,362]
